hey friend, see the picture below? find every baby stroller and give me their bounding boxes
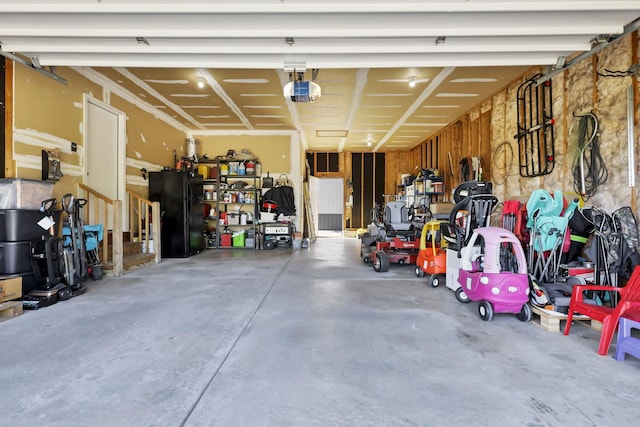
[581,206,640,307]
[457,226,532,322]
[83,223,104,280]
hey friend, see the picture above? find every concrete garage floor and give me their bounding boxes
[1,236,639,427]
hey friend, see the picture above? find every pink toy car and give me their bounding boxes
[457,226,532,322]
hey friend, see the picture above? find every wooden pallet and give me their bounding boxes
[531,305,602,333]
[0,300,24,322]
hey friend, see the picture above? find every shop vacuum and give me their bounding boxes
[23,196,88,310]
[21,198,70,309]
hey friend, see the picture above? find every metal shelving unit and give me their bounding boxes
[197,158,259,249]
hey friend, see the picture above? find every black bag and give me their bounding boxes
[263,185,296,216]
[263,172,273,188]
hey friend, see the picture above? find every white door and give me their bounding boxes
[84,95,126,229]
[317,177,344,235]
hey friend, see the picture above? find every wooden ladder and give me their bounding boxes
[303,181,317,242]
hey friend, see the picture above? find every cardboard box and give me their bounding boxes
[0,277,22,302]
[430,202,454,215]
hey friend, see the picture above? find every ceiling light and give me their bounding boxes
[316,130,348,138]
[196,77,205,88]
[408,76,417,88]
[367,141,372,147]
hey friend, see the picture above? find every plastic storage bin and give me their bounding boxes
[0,241,34,274]
[0,179,54,209]
[0,209,60,241]
[227,212,240,225]
[221,233,232,247]
[232,231,246,247]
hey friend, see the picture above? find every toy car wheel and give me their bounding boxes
[373,252,390,272]
[415,266,424,277]
[57,287,73,301]
[363,256,370,264]
[516,303,532,322]
[455,287,470,303]
[398,259,405,265]
[428,275,440,288]
[478,301,494,321]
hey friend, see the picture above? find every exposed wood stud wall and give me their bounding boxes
[3,58,14,178]
[409,32,639,215]
[632,30,639,213]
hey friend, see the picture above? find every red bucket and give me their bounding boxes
[262,200,278,212]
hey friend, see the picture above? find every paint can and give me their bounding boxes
[197,165,209,178]
[245,160,256,175]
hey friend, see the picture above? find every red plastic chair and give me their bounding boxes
[563,265,640,355]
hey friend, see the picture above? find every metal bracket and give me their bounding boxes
[0,48,67,85]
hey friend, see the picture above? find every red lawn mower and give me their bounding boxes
[367,200,421,272]
[371,234,421,272]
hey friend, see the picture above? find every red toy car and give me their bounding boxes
[415,220,447,287]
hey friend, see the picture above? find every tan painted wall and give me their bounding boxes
[13,67,102,196]
[195,134,291,174]
[109,94,186,197]
[11,64,187,201]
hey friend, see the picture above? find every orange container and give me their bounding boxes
[221,233,232,247]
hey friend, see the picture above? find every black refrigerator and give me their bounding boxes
[148,170,204,257]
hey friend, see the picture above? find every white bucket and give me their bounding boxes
[185,138,198,158]
[260,212,276,222]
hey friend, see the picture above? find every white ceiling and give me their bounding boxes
[1,1,639,152]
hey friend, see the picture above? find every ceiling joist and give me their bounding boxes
[1,1,638,152]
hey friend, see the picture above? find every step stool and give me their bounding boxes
[615,317,640,361]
